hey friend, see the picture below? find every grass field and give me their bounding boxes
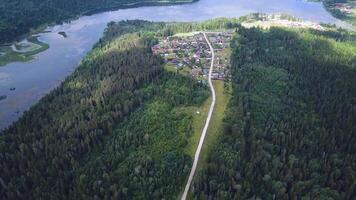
[183,94,212,157]
[198,80,231,169]
[181,80,232,167]
[172,78,230,160]
[164,63,192,76]
[173,31,200,37]
[184,80,231,199]
[162,64,211,157]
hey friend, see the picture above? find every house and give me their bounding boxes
[203,69,209,75]
[211,72,219,80]
[190,68,203,78]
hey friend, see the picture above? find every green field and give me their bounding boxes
[198,80,231,169]
[185,80,231,200]
[184,92,212,157]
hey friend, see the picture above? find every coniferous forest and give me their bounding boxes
[0,18,243,199]
[0,20,211,199]
[192,26,356,199]
[0,17,355,200]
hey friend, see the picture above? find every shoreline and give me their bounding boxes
[0,0,198,67]
[0,36,49,67]
[0,0,198,47]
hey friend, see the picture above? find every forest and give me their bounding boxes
[0,20,211,199]
[1,16,355,199]
[192,26,356,199]
[0,0,196,44]
[0,17,243,199]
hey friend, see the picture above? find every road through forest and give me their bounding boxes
[181,32,216,200]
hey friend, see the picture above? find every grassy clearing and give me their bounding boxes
[162,65,212,157]
[0,36,49,66]
[173,31,200,37]
[198,80,231,169]
[180,80,232,169]
[164,63,177,73]
[183,95,212,157]
[184,80,231,199]
[164,63,192,76]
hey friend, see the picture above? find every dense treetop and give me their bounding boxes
[0,19,211,199]
[1,17,355,199]
[192,26,356,199]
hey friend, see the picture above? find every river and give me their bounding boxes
[0,0,351,129]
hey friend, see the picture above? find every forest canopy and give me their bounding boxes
[0,17,355,200]
[0,18,241,199]
[192,26,356,199]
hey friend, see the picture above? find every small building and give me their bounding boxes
[190,68,203,78]
[211,72,219,80]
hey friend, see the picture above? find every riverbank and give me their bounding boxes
[0,36,49,67]
[0,0,197,67]
[0,0,348,131]
[83,0,198,15]
[0,0,198,45]
[1,15,355,198]
[0,19,212,199]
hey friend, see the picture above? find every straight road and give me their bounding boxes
[181,32,216,200]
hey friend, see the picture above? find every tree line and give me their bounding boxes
[0,32,162,199]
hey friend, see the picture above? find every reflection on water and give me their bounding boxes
[0,0,351,129]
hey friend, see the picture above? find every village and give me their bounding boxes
[334,1,356,15]
[152,32,233,83]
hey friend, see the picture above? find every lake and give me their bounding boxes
[0,0,351,129]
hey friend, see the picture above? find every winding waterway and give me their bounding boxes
[0,0,351,129]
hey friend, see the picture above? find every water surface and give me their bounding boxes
[0,0,349,129]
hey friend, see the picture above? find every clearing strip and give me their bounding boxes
[181,32,216,200]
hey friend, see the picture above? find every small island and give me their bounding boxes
[58,31,67,38]
[0,95,7,101]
